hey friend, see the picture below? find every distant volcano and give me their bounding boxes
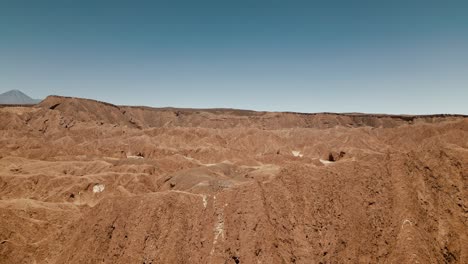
[0,90,41,105]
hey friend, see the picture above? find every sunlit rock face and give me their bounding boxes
[0,96,467,263]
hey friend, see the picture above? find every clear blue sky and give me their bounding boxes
[1,0,467,114]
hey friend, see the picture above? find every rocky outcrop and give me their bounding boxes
[0,96,467,263]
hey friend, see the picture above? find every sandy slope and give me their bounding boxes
[0,96,467,263]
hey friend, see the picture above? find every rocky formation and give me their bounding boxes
[0,96,467,263]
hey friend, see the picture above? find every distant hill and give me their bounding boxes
[0,90,41,105]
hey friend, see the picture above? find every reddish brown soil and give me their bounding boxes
[1,96,467,263]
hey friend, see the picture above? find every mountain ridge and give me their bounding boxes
[0,90,41,105]
[41,95,468,118]
[0,93,467,263]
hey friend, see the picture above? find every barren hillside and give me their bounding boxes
[1,96,467,263]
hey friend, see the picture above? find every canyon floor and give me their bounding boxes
[0,96,467,263]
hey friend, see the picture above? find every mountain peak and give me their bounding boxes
[0,90,41,105]
[3,89,27,95]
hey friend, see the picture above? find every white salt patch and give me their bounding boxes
[319,159,334,165]
[127,155,144,159]
[214,216,224,240]
[292,151,303,157]
[93,184,105,193]
[202,195,208,208]
[212,209,225,252]
[210,195,225,256]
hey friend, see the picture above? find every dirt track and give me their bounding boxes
[1,96,467,263]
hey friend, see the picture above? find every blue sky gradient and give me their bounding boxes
[1,0,467,114]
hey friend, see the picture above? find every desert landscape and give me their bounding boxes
[0,95,466,263]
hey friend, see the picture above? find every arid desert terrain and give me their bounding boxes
[0,96,467,263]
